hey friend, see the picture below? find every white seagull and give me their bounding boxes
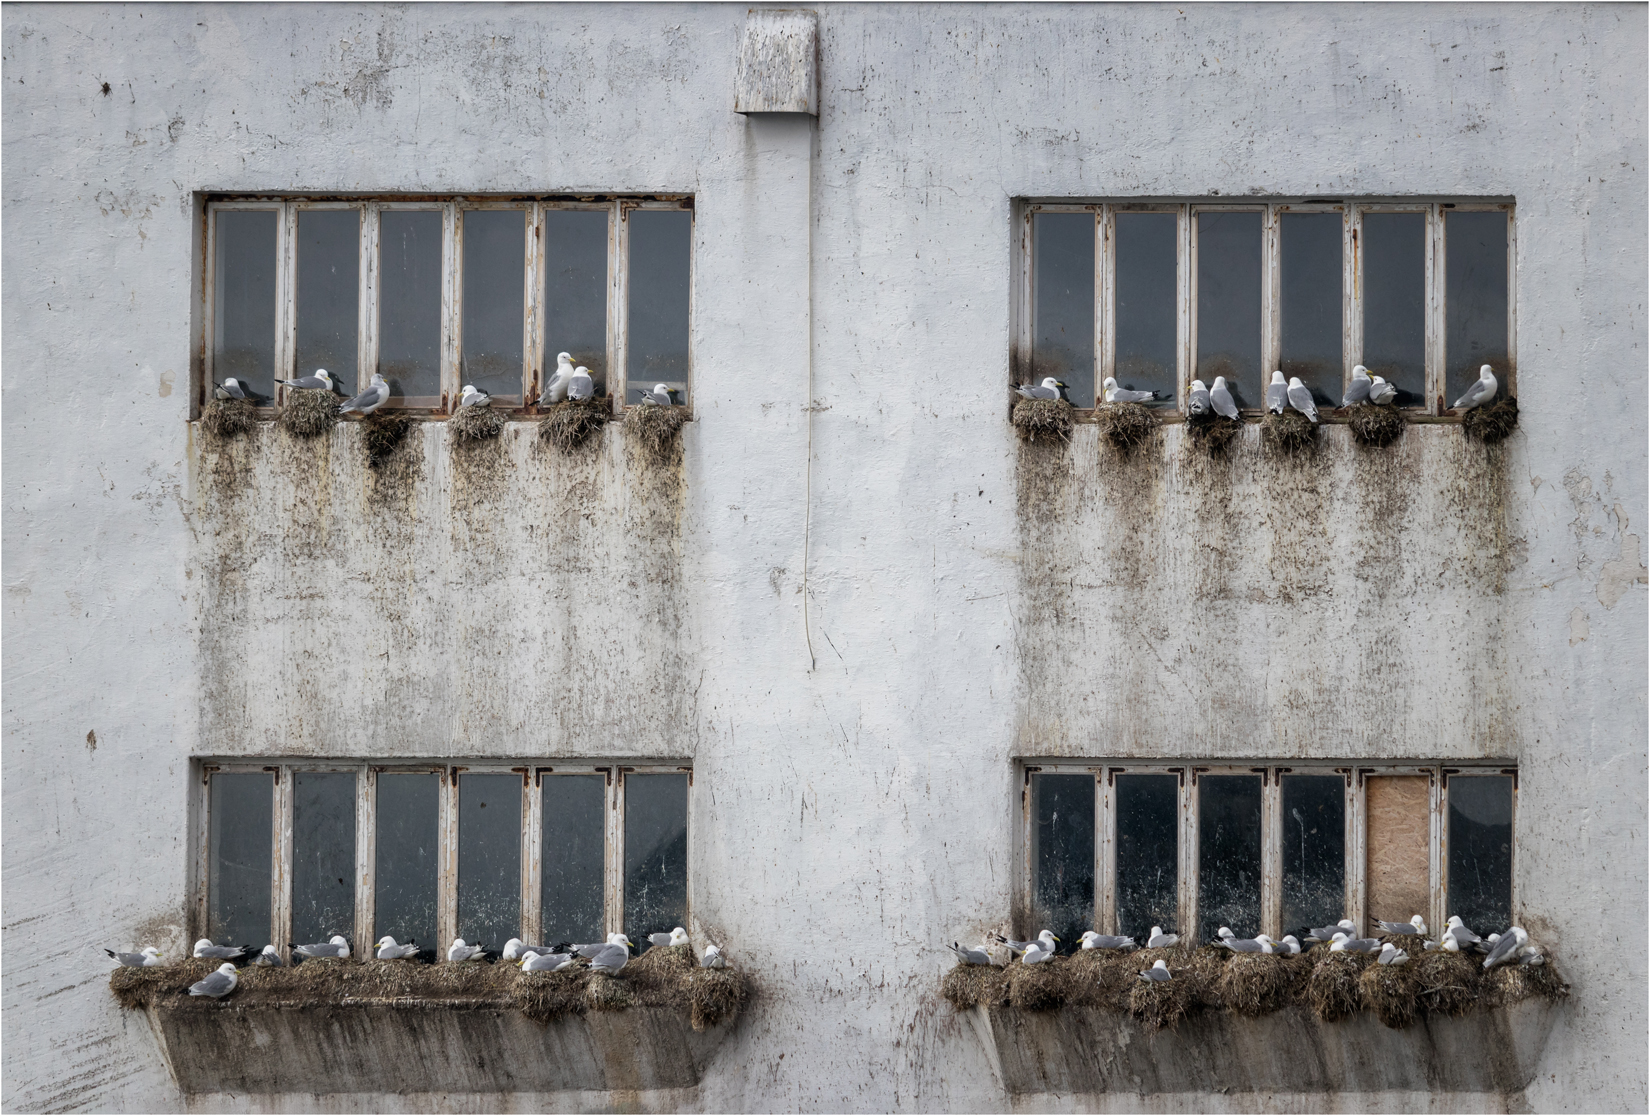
[1377,942,1411,966]
[1306,920,1355,943]
[1015,377,1069,402]
[567,366,595,401]
[447,938,488,963]
[105,946,164,968]
[340,373,391,416]
[1138,959,1172,982]
[1276,935,1302,956]
[574,932,634,958]
[992,930,1059,955]
[1444,917,1485,951]
[1078,931,1137,951]
[294,935,350,961]
[587,942,631,974]
[250,945,285,967]
[276,369,337,393]
[1368,375,1398,405]
[1209,377,1239,420]
[459,384,491,408]
[1188,379,1212,416]
[1219,931,1276,954]
[1342,365,1373,407]
[214,377,265,402]
[701,944,728,969]
[1018,940,1056,964]
[1266,371,1289,414]
[638,384,678,406]
[1287,376,1320,423]
[543,352,575,405]
[193,939,252,962]
[188,962,240,999]
[1147,926,1179,949]
[1452,365,1498,411]
[375,936,421,961]
[948,942,996,966]
[520,950,577,972]
[1328,932,1382,953]
[1482,927,1530,969]
[1375,915,1428,937]
[1103,377,1162,404]
[648,927,691,949]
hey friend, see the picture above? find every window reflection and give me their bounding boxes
[1033,212,1095,407]
[1030,773,1093,952]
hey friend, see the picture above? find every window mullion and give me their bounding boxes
[437,768,458,951]
[356,768,376,958]
[1261,770,1282,939]
[611,203,629,416]
[523,770,543,946]
[1428,768,1445,942]
[1096,771,1116,936]
[273,765,294,952]
[1426,203,1444,414]
[1178,205,1193,408]
[1263,204,1281,380]
[1505,208,1518,398]
[276,201,297,403]
[1348,771,1367,935]
[524,202,544,407]
[358,205,379,395]
[1178,771,1197,940]
[607,768,625,936]
[442,202,460,414]
[1097,208,1114,394]
[1345,207,1362,384]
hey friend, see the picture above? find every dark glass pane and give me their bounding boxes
[208,772,272,947]
[213,210,278,399]
[1281,775,1346,939]
[294,208,360,388]
[542,776,605,944]
[1361,213,1427,405]
[624,774,688,948]
[1030,773,1094,952]
[292,773,357,947]
[1198,775,1262,942]
[1195,211,1262,407]
[1445,210,1509,405]
[375,773,439,950]
[378,210,443,407]
[458,774,521,950]
[1280,212,1344,405]
[461,209,526,404]
[1448,776,1513,934]
[1032,212,1095,407]
[545,209,610,397]
[1366,776,1430,931]
[1115,774,1178,939]
[1113,212,1177,405]
[625,209,691,405]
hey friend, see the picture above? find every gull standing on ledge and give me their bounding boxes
[1266,371,1289,414]
[1188,379,1212,416]
[188,963,240,999]
[1342,366,1373,407]
[1138,959,1172,982]
[276,369,338,393]
[1210,377,1239,420]
[1287,377,1320,422]
[1015,377,1069,402]
[1147,926,1180,949]
[1368,375,1397,405]
[567,367,595,401]
[1103,377,1162,404]
[1453,365,1498,411]
[543,352,575,404]
[341,373,390,416]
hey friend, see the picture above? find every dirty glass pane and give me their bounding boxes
[293,208,360,388]
[626,209,691,405]
[292,772,357,947]
[1032,212,1095,407]
[1195,211,1262,408]
[1361,212,1427,405]
[378,210,443,408]
[542,776,605,944]
[1198,775,1262,942]
[213,209,278,399]
[208,771,273,947]
[1030,773,1094,952]
[375,773,439,951]
[544,209,609,397]
[1113,212,1177,405]
[1115,774,1178,939]
[624,774,688,947]
[1445,210,1509,406]
[1281,775,1346,939]
[458,774,522,950]
[1366,776,1431,931]
[461,208,526,405]
[1280,212,1344,406]
[1447,775,1513,934]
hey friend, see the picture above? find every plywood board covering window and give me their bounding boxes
[1364,775,1432,928]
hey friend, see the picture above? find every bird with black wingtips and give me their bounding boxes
[647,927,690,949]
[293,935,350,961]
[1287,376,1320,423]
[1368,375,1398,405]
[1146,926,1179,949]
[1138,959,1172,982]
[188,962,240,999]
[250,945,285,967]
[1266,371,1289,414]
[1103,377,1164,404]
[193,939,254,963]
[1306,919,1354,943]
[1375,915,1427,937]
[214,377,268,403]
[1452,364,1498,412]
[106,946,164,968]
[1482,926,1532,969]
[1188,379,1212,416]
[567,366,595,401]
[1329,932,1382,953]
[1079,931,1136,950]
[520,950,577,972]
[1209,377,1239,420]
[947,942,997,966]
[276,369,339,393]
[1342,365,1373,407]
[459,384,491,408]
[1015,377,1069,402]
[587,937,634,974]
[447,938,490,963]
[701,943,728,969]
[340,372,390,416]
[375,936,422,960]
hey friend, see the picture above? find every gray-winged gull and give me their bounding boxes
[1377,942,1411,966]
[1015,377,1069,402]
[567,367,595,401]
[1306,920,1354,943]
[1218,930,1276,954]
[992,930,1058,954]
[1018,940,1056,964]
[1209,377,1239,420]
[543,352,575,405]
[1342,365,1373,407]
[375,936,421,960]
[638,384,678,406]
[1287,376,1320,422]
[188,962,240,999]
[503,939,562,961]
[588,942,631,974]
[193,939,252,962]
[1266,371,1289,414]
[459,384,491,408]
[1103,377,1163,404]
[276,369,338,393]
[214,377,266,402]
[1138,959,1172,982]
[1444,917,1484,950]
[250,945,285,967]
[648,927,690,949]
[105,946,163,967]
[1188,379,1212,416]
[340,373,390,416]
[1368,375,1397,405]
[948,942,996,966]
[520,950,577,972]
[294,935,351,961]
[1328,933,1381,953]
[701,944,727,969]
[1453,365,1498,411]
[1483,927,1530,969]
[1277,935,1302,955]
[1147,926,1179,949]
[1079,931,1136,950]
[447,938,488,962]
[1375,915,1427,936]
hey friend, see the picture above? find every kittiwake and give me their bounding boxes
[1138,959,1172,982]
[1452,365,1498,411]
[340,373,390,416]
[188,962,240,999]
[1287,376,1320,422]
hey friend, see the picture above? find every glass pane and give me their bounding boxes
[1445,210,1509,405]
[1032,212,1095,407]
[542,776,605,944]
[1447,776,1513,934]
[293,208,360,388]
[1115,774,1178,939]
[213,210,278,399]
[1366,776,1431,932]
[461,209,526,405]
[1030,773,1094,952]
[545,209,610,397]
[378,210,443,407]
[624,773,688,948]
[375,773,439,950]
[1198,775,1262,942]
[1113,212,1177,405]
[1195,211,1263,407]
[208,771,272,947]
[1361,212,1427,405]
[1280,212,1344,405]
[292,773,357,947]
[458,774,522,950]
[625,209,692,405]
[1282,775,1346,938]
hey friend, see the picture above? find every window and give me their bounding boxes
[197,762,691,952]
[1023,763,1515,946]
[1020,200,1513,414]
[201,197,693,414]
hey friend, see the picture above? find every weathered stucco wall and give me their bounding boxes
[3,3,1645,1112]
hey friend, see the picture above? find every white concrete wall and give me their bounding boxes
[3,3,1645,1110]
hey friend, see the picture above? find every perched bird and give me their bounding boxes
[1329,933,1382,953]
[1218,931,1276,954]
[701,944,727,969]
[1187,379,1212,416]
[1452,365,1498,411]
[543,352,575,405]
[375,936,421,961]
[1015,377,1069,402]
[250,945,285,967]
[1444,916,1484,951]
[502,939,561,962]
[193,939,253,962]
[105,946,164,968]
[1483,927,1530,969]
[948,942,996,966]
[1266,371,1289,414]
[587,942,631,975]
[572,932,634,958]
[567,367,595,401]
[1138,959,1172,982]
[1209,376,1239,420]
[1377,942,1411,966]
[214,377,266,402]
[1376,915,1428,937]
[1287,376,1320,423]
[1146,926,1179,949]
[638,384,678,406]
[459,384,491,408]
[1078,931,1136,951]
[1018,940,1056,965]
[1276,935,1302,956]
[188,962,240,999]
[447,938,488,963]
[276,369,338,393]
[1103,377,1162,404]
[1423,939,1443,952]
[293,935,351,961]
[1342,366,1373,407]
[340,373,390,416]
[1368,375,1398,405]
[520,951,576,972]
[992,930,1058,956]
[1306,920,1355,943]
[1520,950,1547,967]
[648,927,691,949]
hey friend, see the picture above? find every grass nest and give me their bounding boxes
[1359,961,1421,1029]
[1349,402,1406,447]
[1217,952,1309,1017]
[362,413,414,468]
[278,389,340,438]
[1463,397,1519,443]
[1412,950,1482,1017]
[625,403,688,458]
[1011,398,1073,443]
[449,404,506,443]
[1306,951,1371,1022]
[1482,959,1569,1007]
[537,396,610,453]
[1262,409,1317,454]
[201,398,257,439]
[1095,401,1158,453]
[1186,412,1242,455]
[1126,947,1226,1032]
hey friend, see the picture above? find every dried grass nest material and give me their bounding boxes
[201,398,257,438]
[362,413,414,468]
[1011,397,1073,443]
[449,403,506,443]
[537,396,610,453]
[625,402,688,457]
[1348,401,1406,447]
[1463,397,1519,443]
[1263,408,1317,454]
[278,388,340,438]
[1186,412,1243,455]
[1095,401,1159,452]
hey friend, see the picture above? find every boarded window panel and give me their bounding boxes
[1195,211,1263,407]
[625,209,692,405]
[461,209,526,405]
[1115,774,1178,938]
[378,210,444,407]
[1447,776,1513,934]
[1445,210,1509,406]
[213,210,279,399]
[1279,212,1344,405]
[292,773,357,946]
[1112,212,1178,405]
[544,210,610,397]
[1197,775,1263,942]
[1032,212,1095,407]
[293,208,361,387]
[624,774,688,948]
[375,773,439,950]
[458,774,522,950]
[1361,212,1427,405]
[1030,774,1094,952]
[542,776,606,945]
[1282,775,1346,938]
[1366,776,1432,929]
[208,772,273,947]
